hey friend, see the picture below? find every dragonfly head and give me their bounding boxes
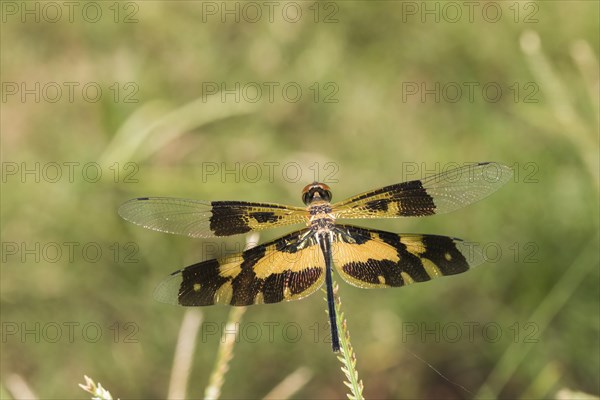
[302,182,332,205]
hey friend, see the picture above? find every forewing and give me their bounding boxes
[332,162,512,219]
[118,197,308,238]
[154,229,325,306]
[330,225,484,289]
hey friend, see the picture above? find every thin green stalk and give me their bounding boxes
[328,282,365,400]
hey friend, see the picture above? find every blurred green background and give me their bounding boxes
[1,1,598,399]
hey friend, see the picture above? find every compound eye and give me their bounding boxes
[316,183,332,202]
[302,183,314,205]
[321,189,332,202]
[302,191,311,205]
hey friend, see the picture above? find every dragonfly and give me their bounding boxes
[118,162,512,352]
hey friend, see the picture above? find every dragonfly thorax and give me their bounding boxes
[308,201,335,233]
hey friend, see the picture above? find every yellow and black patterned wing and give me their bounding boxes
[154,229,325,306]
[330,225,484,288]
[332,162,512,219]
[118,198,308,238]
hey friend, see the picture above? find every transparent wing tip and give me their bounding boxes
[476,162,514,185]
[153,272,183,305]
[454,238,487,269]
[117,198,148,220]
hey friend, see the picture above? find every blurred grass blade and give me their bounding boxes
[520,30,586,139]
[476,234,599,399]
[204,307,246,400]
[520,30,598,187]
[5,374,38,400]
[100,95,259,165]
[520,362,561,399]
[569,39,600,122]
[555,388,600,399]
[99,101,170,166]
[263,367,313,400]
[167,309,204,400]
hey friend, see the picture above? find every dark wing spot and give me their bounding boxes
[391,180,435,216]
[262,267,323,303]
[250,211,280,223]
[262,272,287,303]
[230,270,264,305]
[364,199,389,213]
[179,259,229,306]
[397,250,432,282]
[376,229,403,247]
[229,244,267,305]
[422,236,469,275]
[288,267,323,295]
[209,201,253,236]
[342,259,405,287]
[242,243,267,266]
